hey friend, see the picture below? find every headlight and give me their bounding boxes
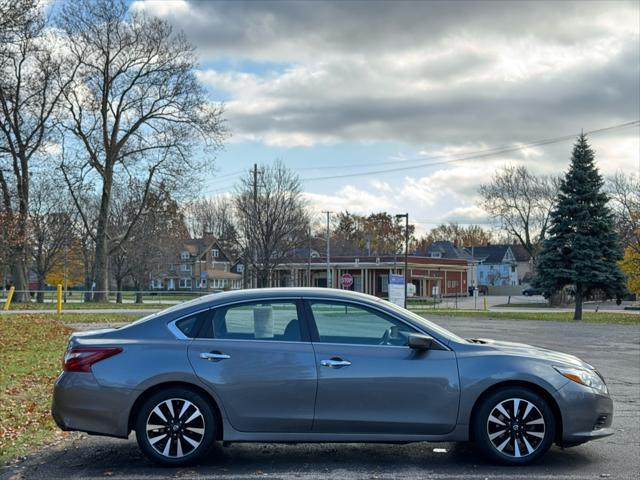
[554,366,608,395]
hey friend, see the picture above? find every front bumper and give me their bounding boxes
[553,378,614,446]
[51,371,136,438]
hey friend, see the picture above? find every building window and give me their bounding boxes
[180,264,191,272]
[429,252,442,258]
[181,251,190,260]
[179,278,192,289]
[447,280,459,288]
[212,248,219,258]
[150,279,162,289]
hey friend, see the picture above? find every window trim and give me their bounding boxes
[166,295,450,350]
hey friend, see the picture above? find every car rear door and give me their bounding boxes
[187,299,317,433]
[305,300,460,435]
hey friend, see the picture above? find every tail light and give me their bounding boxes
[63,347,123,372]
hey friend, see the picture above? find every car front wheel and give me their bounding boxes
[473,387,555,465]
[135,387,216,467]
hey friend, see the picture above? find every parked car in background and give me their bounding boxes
[522,286,543,296]
[52,288,613,467]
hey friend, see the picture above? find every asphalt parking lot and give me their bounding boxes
[2,316,639,480]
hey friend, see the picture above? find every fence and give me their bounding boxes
[0,289,212,304]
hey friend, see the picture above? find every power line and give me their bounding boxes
[299,120,639,182]
[198,119,639,194]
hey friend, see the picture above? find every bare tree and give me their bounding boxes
[121,184,188,303]
[29,176,76,302]
[184,196,239,256]
[479,166,559,264]
[0,0,38,49]
[0,1,74,301]
[608,172,639,253]
[58,0,226,301]
[235,162,309,287]
[421,222,494,247]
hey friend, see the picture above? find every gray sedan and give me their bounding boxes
[51,288,613,467]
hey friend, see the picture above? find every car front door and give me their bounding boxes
[306,300,460,435]
[187,299,317,432]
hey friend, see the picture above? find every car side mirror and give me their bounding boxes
[407,334,433,350]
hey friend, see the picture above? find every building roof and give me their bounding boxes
[464,245,512,264]
[503,243,532,262]
[425,241,475,260]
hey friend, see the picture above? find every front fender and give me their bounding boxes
[455,351,568,427]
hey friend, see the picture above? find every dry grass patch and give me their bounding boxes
[0,315,72,464]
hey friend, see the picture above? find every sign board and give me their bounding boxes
[340,273,354,288]
[200,271,208,279]
[388,274,405,308]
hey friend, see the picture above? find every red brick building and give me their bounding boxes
[273,255,468,298]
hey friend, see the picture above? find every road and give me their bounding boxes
[2,316,638,479]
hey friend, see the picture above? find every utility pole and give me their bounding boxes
[323,211,332,288]
[395,213,409,308]
[307,226,311,287]
[251,163,261,288]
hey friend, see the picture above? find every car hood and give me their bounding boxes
[470,338,594,370]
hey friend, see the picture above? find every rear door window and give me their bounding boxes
[200,301,303,342]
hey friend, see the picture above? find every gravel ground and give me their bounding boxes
[1,316,638,480]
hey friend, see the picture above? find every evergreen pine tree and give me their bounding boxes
[535,134,627,320]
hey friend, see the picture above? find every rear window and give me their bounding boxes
[175,310,211,337]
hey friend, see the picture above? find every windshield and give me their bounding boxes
[379,299,468,344]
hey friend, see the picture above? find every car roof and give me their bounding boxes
[180,287,383,309]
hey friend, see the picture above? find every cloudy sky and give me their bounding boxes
[132,0,639,232]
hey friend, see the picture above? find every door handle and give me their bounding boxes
[320,358,351,368]
[200,352,230,361]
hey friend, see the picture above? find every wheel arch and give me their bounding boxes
[468,380,563,443]
[127,381,223,440]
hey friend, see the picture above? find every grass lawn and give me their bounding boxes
[0,316,73,464]
[0,312,146,464]
[412,308,640,325]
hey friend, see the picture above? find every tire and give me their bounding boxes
[135,387,216,467]
[473,387,555,465]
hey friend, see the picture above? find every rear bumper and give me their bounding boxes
[51,372,136,438]
[553,380,614,446]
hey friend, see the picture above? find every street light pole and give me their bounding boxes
[396,213,409,308]
[323,211,332,288]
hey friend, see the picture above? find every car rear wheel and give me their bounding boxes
[135,387,216,467]
[473,387,555,465]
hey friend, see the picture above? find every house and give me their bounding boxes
[424,241,480,291]
[465,245,518,286]
[150,237,242,291]
[506,243,534,284]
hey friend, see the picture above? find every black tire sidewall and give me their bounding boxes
[473,387,556,465]
[135,387,216,467]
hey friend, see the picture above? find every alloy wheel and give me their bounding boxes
[486,397,545,458]
[145,398,206,458]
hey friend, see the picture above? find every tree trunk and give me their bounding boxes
[10,255,29,303]
[92,171,113,302]
[116,278,123,303]
[574,283,583,321]
[135,291,143,304]
[36,277,45,303]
